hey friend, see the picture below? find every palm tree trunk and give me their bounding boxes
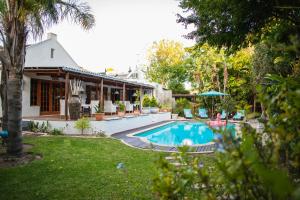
[4,1,27,155]
[7,75,23,155]
[223,63,228,94]
[0,64,8,130]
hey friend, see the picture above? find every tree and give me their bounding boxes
[0,60,8,131]
[74,117,91,135]
[0,0,95,156]
[177,0,300,49]
[188,44,226,93]
[152,1,300,199]
[146,40,190,93]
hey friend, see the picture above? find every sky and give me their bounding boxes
[35,0,195,73]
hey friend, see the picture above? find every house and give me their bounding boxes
[114,66,174,106]
[1,33,154,119]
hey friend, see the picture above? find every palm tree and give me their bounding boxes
[0,0,95,156]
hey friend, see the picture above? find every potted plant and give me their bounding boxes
[118,102,125,117]
[94,104,105,121]
[160,103,172,112]
[69,79,83,120]
[142,95,151,114]
[149,96,159,113]
[134,108,140,115]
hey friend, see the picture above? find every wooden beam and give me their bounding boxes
[96,83,99,101]
[123,83,126,101]
[140,86,143,112]
[100,78,104,109]
[49,82,53,113]
[37,80,41,107]
[65,73,69,120]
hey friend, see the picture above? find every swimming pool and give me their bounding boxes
[134,121,235,146]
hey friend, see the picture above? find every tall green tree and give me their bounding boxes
[0,0,95,156]
[177,0,300,49]
[146,39,190,93]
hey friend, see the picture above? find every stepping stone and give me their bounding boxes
[165,156,176,160]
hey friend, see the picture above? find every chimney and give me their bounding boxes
[47,32,57,40]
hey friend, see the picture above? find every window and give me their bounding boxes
[30,79,38,106]
[50,48,55,58]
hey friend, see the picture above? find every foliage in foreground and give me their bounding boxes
[153,75,300,199]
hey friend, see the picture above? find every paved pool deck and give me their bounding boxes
[111,120,217,153]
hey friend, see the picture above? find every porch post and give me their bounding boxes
[139,86,143,112]
[65,73,69,120]
[123,83,126,101]
[37,80,41,107]
[100,78,104,109]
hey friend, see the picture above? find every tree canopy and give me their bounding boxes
[177,0,300,49]
[146,40,191,93]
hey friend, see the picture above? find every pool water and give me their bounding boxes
[135,122,235,146]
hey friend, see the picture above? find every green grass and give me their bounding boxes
[0,136,163,200]
[0,136,215,200]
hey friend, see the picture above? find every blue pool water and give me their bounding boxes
[135,122,235,146]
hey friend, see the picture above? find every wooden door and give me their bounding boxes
[40,80,63,115]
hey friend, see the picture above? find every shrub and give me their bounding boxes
[246,112,260,119]
[74,117,91,135]
[153,75,300,199]
[39,121,51,133]
[94,130,106,137]
[174,98,191,116]
[49,128,64,135]
[142,95,151,107]
[27,121,51,133]
[28,121,39,133]
[94,103,103,113]
[118,102,125,112]
[149,96,159,107]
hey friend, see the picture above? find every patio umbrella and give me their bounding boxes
[198,90,229,118]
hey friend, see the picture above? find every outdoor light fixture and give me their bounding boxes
[114,81,119,95]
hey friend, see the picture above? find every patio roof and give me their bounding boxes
[24,66,154,89]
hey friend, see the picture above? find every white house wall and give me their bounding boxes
[25,34,80,69]
[23,112,171,135]
[22,75,40,117]
[0,73,39,118]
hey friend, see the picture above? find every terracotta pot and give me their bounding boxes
[118,112,125,117]
[69,95,81,120]
[134,110,140,115]
[95,113,104,121]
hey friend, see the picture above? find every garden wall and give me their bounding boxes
[23,112,171,136]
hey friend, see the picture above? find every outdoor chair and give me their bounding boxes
[81,106,91,117]
[221,110,227,120]
[198,108,208,118]
[104,101,117,115]
[124,101,133,113]
[233,110,245,120]
[184,109,193,119]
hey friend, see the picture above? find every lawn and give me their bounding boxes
[0,136,215,199]
[0,136,164,200]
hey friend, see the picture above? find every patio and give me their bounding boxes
[23,66,154,119]
[23,112,171,136]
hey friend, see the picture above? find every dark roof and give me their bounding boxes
[24,66,154,89]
